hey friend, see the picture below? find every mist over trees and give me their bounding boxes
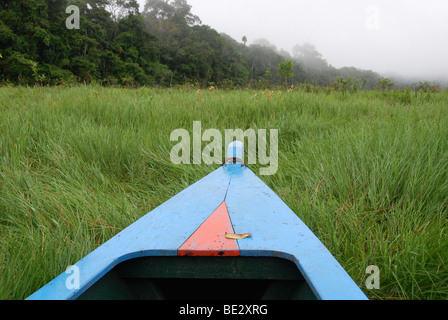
[1,0,392,88]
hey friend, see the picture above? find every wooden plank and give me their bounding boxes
[224,166,368,300]
[27,168,232,300]
[116,256,304,280]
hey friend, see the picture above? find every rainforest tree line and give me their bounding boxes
[0,0,383,88]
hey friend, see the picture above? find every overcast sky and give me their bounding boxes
[137,0,448,81]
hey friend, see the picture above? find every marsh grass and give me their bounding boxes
[0,85,447,299]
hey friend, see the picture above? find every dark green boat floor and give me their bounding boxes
[78,256,317,300]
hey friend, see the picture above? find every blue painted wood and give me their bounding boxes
[227,140,243,159]
[224,165,368,300]
[28,155,368,300]
[27,168,232,300]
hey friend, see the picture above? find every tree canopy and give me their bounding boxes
[0,0,382,87]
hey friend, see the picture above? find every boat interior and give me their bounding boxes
[77,256,317,300]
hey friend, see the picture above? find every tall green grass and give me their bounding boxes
[0,86,447,299]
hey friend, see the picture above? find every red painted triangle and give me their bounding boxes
[178,201,240,256]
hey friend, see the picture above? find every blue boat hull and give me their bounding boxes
[27,162,368,300]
